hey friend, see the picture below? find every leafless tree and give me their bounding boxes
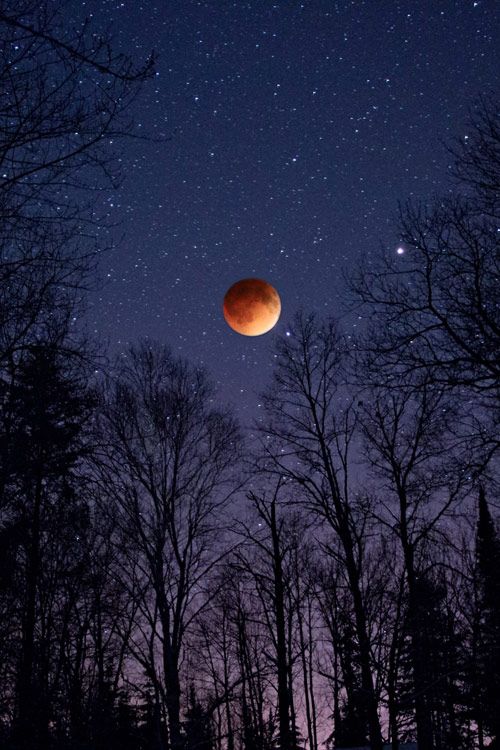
[358,378,471,749]
[195,559,278,750]
[449,96,500,217]
[0,0,154,366]
[194,570,240,750]
[351,99,500,469]
[95,341,242,750]
[257,312,384,750]
[233,481,299,750]
[289,538,319,750]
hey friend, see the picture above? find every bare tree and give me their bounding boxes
[234,481,298,750]
[358,378,471,749]
[352,99,500,468]
[95,342,242,750]
[194,572,240,750]
[0,0,154,366]
[258,312,383,750]
[449,96,500,217]
[289,539,319,750]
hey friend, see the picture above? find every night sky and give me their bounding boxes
[79,0,497,424]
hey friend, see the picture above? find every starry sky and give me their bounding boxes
[78,0,497,424]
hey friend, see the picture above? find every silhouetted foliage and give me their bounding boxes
[0,1,153,747]
[184,686,216,750]
[471,488,500,746]
[0,338,96,747]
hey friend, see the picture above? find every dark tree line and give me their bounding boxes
[2,328,499,750]
[0,4,499,748]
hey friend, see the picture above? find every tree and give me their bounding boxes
[352,98,500,467]
[259,312,383,750]
[358,377,471,749]
[0,0,154,367]
[473,488,500,747]
[289,538,319,750]
[242,484,293,750]
[95,341,242,750]
[0,6,155,745]
[449,97,500,217]
[193,572,239,750]
[411,572,464,750]
[184,686,215,750]
[0,337,96,747]
[233,481,311,750]
[315,550,372,750]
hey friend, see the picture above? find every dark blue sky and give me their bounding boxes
[80,0,497,423]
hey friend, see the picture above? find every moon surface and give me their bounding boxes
[223,278,281,336]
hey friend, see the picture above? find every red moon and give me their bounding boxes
[223,278,281,336]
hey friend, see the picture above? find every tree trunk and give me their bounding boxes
[400,502,434,750]
[270,499,292,750]
[310,402,383,750]
[297,602,314,750]
[165,672,182,750]
[16,475,43,747]
[157,581,183,750]
[342,528,383,750]
[408,588,434,750]
[307,598,318,750]
[162,636,182,750]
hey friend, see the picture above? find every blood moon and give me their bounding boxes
[223,278,281,336]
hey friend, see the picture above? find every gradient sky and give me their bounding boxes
[77,0,497,424]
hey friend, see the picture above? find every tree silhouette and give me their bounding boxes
[352,98,500,469]
[0,338,95,747]
[473,488,500,747]
[95,341,242,750]
[0,0,153,367]
[258,313,384,750]
[184,686,215,750]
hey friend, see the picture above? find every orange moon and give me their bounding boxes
[223,278,281,336]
